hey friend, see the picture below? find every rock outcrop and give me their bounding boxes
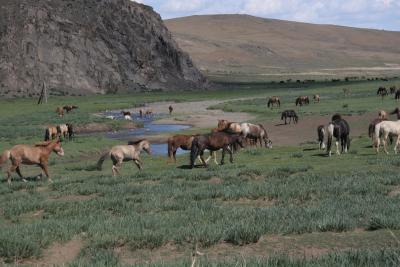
[0,0,208,96]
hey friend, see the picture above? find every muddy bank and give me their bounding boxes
[75,122,138,134]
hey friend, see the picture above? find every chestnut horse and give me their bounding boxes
[97,139,151,176]
[295,96,309,106]
[63,105,78,113]
[214,120,242,134]
[0,140,64,184]
[190,132,244,168]
[44,126,59,141]
[240,123,272,148]
[167,135,217,164]
[56,107,64,117]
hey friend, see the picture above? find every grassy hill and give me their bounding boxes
[165,15,400,82]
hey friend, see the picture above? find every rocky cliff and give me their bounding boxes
[0,0,207,96]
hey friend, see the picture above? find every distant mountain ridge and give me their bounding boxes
[0,0,207,97]
[165,15,400,81]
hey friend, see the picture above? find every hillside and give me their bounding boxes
[165,15,400,81]
[0,0,207,97]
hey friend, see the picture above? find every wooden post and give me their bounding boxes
[37,82,47,104]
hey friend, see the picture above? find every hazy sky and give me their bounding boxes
[133,0,399,31]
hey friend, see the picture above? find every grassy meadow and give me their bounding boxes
[1,79,400,266]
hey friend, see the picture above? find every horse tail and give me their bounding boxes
[0,150,10,167]
[167,138,174,159]
[96,151,110,171]
[267,100,270,108]
[374,122,382,149]
[281,112,284,120]
[44,128,50,141]
[190,138,199,168]
[327,123,334,153]
[368,123,375,139]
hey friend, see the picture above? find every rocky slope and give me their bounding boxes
[0,0,207,96]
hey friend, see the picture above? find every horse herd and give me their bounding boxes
[2,89,400,184]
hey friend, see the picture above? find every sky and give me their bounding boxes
[132,0,400,31]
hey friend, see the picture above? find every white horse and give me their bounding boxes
[124,115,132,121]
[105,115,115,120]
[374,120,400,154]
[97,139,151,176]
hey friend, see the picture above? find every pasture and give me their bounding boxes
[1,79,400,266]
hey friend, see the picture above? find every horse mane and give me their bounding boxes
[331,114,342,121]
[35,141,55,147]
[128,139,147,145]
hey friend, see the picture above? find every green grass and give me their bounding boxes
[1,80,400,265]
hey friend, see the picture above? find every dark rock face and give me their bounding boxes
[0,0,207,96]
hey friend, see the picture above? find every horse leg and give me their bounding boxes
[173,150,177,163]
[133,159,142,170]
[39,164,52,183]
[199,151,208,168]
[383,134,389,155]
[227,146,234,163]
[394,136,400,154]
[6,164,18,185]
[336,140,340,155]
[220,148,226,165]
[15,166,27,183]
[213,151,219,165]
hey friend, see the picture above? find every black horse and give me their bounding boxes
[377,87,388,99]
[281,110,299,124]
[190,132,244,168]
[395,90,400,101]
[390,86,397,94]
[66,123,75,141]
[327,118,350,156]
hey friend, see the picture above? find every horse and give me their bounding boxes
[190,132,245,168]
[313,94,320,103]
[57,124,69,140]
[377,87,388,100]
[378,110,388,120]
[139,109,144,118]
[97,139,151,176]
[121,111,131,116]
[169,105,173,115]
[281,110,298,124]
[44,126,59,141]
[267,96,280,108]
[295,96,309,106]
[167,135,218,164]
[374,121,400,154]
[390,108,400,119]
[0,140,64,184]
[369,118,394,146]
[390,86,396,94]
[214,120,242,134]
[56,107,64,117]
[240,123,272,148]
[343,88,351,97]
[145,109,153,117]
[395,90,400,101]
[67,123,75,141]
[326,118,350,156]
[63,105,78,113]
[317,125,326,150]
[331,114,342,121]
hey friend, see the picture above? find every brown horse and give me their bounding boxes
[190,132,244,168]
[121,111,131,116]
[167,135,217,164]
[63,105,78,113]
[0,140,64,184]
[240,123,272,148]
[343,88,351,97]
[267,96,280,108]
[378,110,388,120]
[139,109,144,118]
[56,107,64,117]
[390,108,400,119]
[145,109,153,117]
[295,96,309,106]
[390,86,396,94]
[377,87,388,100]
[169,105,173,115]
[44,126,59,141]
[214,120,242,134]
[313,94,320,103]
[97,139,151,176]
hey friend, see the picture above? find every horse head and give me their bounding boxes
[142,140,152,155]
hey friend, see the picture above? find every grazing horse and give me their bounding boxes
[377,87,388,100]
[190,132,244,168]
[374,121,400,154]
[281,110,298,124]
[97,140,151,176]
[395,90,400,101]
[390,108,400,119]
[63,105,78,113]
[167,135,217,164]
[169,105,173,115]
[145,109,153,117]
[390,86,396,94]
[317,125,326,150]
[44,126,59,141]
[295,96,309,106]
[369,118,394,146]
[56,107,64,117]
[313,94,320,103]
[240,123,272,148]
[139,109,144,118]
[121,111,131,116]
[267,96,280,108]
[0,140,64,184]
[326,118,350,156]
[214,120,242,134]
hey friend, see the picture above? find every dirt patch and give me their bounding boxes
[221,197,275,207]
[129,100,255,130]
[209,177,223,184]
[48,193,99,201]
[260,112,379,146]
[18,209,45,222]
[22,237,83,266]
